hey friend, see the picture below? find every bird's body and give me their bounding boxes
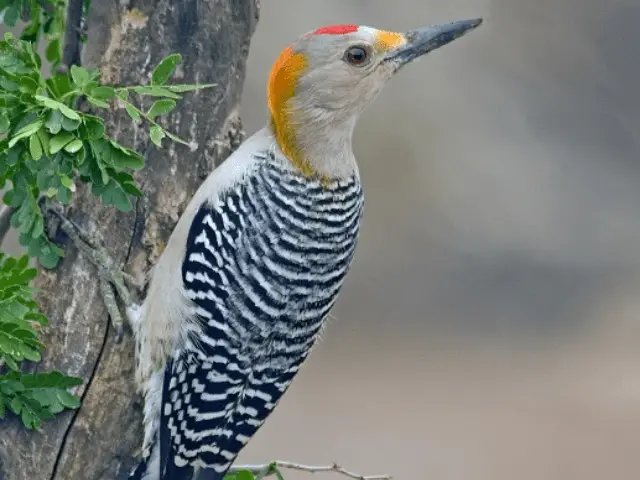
[124,19,482,480]
[131,127,363,479]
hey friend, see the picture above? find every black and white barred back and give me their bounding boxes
[158,151,364,479]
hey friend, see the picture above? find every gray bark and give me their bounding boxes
[0,0,260,478]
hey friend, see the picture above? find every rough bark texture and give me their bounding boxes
[0,1,260,478]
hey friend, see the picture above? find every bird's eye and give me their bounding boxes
[344,45,370,66]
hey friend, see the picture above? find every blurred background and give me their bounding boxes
[5,0,640,478]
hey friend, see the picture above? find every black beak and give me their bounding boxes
[385,18,483,67]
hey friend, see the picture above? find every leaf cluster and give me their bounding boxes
[0,33,214,269]
[0,252,83,429]
[0,0,71,70]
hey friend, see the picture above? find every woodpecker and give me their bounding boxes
[51,18,482,480]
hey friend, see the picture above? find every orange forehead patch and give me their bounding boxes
[375,31,407,51]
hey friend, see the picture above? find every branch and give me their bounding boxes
[62,0,84,68]
[230,461,392,480]
[0,205,14,244]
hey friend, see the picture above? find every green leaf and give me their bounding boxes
[56,390,80,409]
[9,119,44,148]
[0,76,20,91]
[3,5,19,27]
[58,103,80,121]
[38,247,60,269]
[9,396,21,415]
[89,138,111,169]
[49,132,74,154]
[37,129,50,154]
[133,85,181,99]
[0,51,28,75]
[45,109,63,134]
[20,16,41,43]
[61,116,81,132]
[31,213,44,239]
[147,99,176,118]
[26,41,42,70]
[96,180,133,212]
[3,185,25,207]
[0,112,10,134]
[235,470,255,480]
[59,175,75,191]
[45,38,61,64]
[70,65,89,88]
[2,355,19,370]
[34,95,81,121]
[36,169,54,191]
[151,53,182,85]
[115,171,144,196]
[125,103,141,121]
[24,312,48,326]
[29,134,42,161]
[19,76,38,94]
[0,378,21,395]
[0,323,41,363]
[112,148,144,170]
[149,125,165,147]
[89,86,115,100]
[82,115,105,139]
[23,409,38,429]
[63,139,83,154]
[46,73,74,98]
[57,184,72,204]
[21,346,41,362]
[87,96,110,109]
[121,181,144,197]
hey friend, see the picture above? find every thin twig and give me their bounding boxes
[231,461,392,480]
[0,205,14,245]
[115,92,198,150]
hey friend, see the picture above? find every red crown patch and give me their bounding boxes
[310,24,359,36]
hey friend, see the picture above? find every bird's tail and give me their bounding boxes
[127,457,149,480]
[126,448,230,480]
[127,443,158,480]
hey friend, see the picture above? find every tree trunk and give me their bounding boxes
[0,1,260,478]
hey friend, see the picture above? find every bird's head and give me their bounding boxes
[267,19,483,178]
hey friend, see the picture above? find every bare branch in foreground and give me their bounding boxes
[0,205,14,244]
[230,461,392,480]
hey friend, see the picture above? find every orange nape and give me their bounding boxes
[267,45,311,175]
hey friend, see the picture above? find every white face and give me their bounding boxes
[291,26,404,119]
